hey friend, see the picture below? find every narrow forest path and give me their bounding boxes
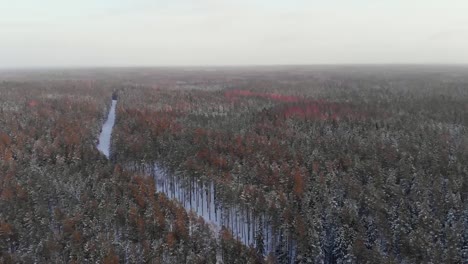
[97,99,117,158]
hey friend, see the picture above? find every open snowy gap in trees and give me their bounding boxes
[143,164,297,262]
[97,100,117,158]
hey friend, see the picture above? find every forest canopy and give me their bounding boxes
[0,66,467,263]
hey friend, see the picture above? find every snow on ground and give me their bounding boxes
[97,100,117,158]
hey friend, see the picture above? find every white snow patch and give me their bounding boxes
[97,100,117,158]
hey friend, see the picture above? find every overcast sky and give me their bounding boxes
[1,0,467,67]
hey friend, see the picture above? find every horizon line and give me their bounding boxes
[2,63,468,71]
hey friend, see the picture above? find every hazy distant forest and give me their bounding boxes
[0,66,467,263]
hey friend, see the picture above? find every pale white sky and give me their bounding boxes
[1,0,467,67]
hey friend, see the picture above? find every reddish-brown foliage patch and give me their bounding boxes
[28,100,39,107]
[226,90,364,120]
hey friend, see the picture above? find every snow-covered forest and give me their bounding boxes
[0,66,467,263]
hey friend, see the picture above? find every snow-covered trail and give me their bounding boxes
[97,100,117,158]
[143,163,296,262]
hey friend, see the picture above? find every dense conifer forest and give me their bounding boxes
[1,66,467,263]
